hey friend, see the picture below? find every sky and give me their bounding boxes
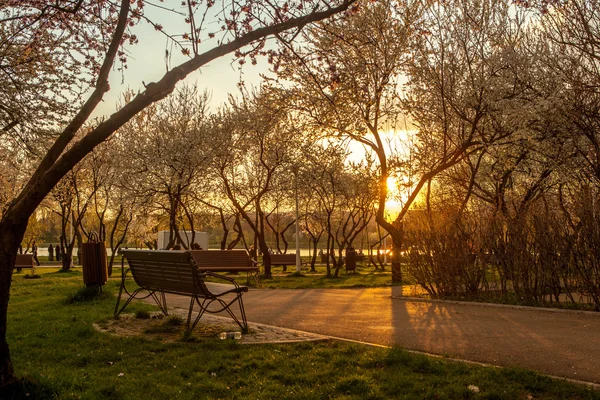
[94,2,273,118]
[91,3,387,164]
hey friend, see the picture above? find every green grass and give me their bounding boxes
[257,263,402,289]
[196,261,402,289]
[5,269,600,399]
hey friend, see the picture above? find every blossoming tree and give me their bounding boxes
[0,0,358,388]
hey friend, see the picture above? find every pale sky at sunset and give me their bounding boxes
[94,4,272,118]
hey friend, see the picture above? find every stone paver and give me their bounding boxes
[100,309,329,344]
[168,310,330,344]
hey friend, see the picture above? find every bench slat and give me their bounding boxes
[116,250,249,333]
[270,254,298,265]
[189,250,257,273]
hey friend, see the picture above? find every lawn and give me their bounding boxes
[4,269,599,399]
[257,262,403,290]
[35,256,402,290]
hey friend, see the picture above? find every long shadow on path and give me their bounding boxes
[162,287,600,383]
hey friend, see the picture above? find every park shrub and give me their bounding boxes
[404,192,600,311]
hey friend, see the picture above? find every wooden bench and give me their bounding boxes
[14,254,34,273]
[269,253,304,272]
[189,250,259,285]
[270,253,300,267]
[115,250,248,333]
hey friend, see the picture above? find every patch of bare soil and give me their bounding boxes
[94,312,224,342]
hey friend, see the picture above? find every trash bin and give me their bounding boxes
[81,233,108,288]
[320,252,328,263]
[345,247,356,273]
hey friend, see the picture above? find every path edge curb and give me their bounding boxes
[319,333,600,391]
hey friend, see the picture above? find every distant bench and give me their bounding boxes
[269,254,305,271]
[189,250,260,285]
[115,250,249,333]
[270,253,298,267]
[14,254,34,273]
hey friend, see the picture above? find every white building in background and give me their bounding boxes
[157,231,208,250]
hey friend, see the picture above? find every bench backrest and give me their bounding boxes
[270,254,296,263]
[189,250,253,271]
[15,254,33,266]
[121,250,203,296]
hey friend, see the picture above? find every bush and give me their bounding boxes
[135,310,151,319]
[405,209,484,297]
[166,315,184,326]
[66,286,107,303]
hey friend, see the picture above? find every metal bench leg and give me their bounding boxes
[114,287,145,317]
[218,294,248,333]
[236,293,249,333]
[185,295,196,332]
[114,265,160,318]
[189,297,209,332]
[247,270,261,287]
[114,273,128,317]
[253,271,261,287]
[150,291,169,316]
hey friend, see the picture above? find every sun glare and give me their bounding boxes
[384,175,403,220]
[386,176,398,193]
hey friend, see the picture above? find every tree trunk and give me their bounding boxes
[260,244,272,278]
[61,234,72,272]
[108,209,132,276]
[0,220,28,387]
[76,230,83,266]
[227,214,244,249]
[217,209,229,250]
[310,238,318,272]
[390,230,403,283]
[62,252,73,272]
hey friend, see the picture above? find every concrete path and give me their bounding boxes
[163,287,600,384]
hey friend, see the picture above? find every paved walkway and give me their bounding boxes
[161,287,600,384]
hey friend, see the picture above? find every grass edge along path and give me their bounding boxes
[4,268,600,399]
[34,258,599,312]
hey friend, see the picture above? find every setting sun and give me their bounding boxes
[386,175,398,193]
[384,175,403,220]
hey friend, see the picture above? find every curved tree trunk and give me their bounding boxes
[0,219,28,387]
[258,240,272,278]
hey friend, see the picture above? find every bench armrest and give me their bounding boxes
[202,270,243,289]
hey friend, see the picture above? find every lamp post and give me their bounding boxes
[295,168,301,273]
[69,209,74,269]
